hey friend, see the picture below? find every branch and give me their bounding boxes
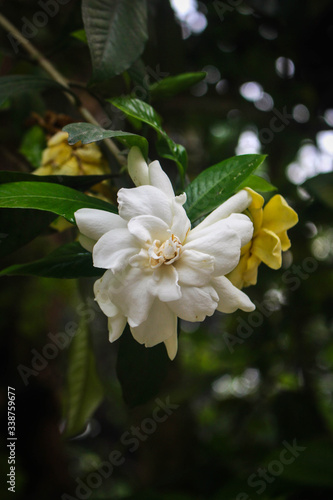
[0,13,126,166]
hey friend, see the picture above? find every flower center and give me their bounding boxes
[148,234,182,268]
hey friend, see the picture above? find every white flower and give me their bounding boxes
[75,147,255,360]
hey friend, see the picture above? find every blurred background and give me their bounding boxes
[1,0,333,499]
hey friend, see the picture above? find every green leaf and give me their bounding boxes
[71,29,87,43]
[0,242,103,279]
[109,97,187,177]
[184,154,267,222]
[150,71,207,99]
[0,170,114,191]
[0,182,116,224]
[238,174,277,192]
[0,75,72,106]
[63,122,148,159]
[110,97,163,131]
[64,317,104,438]
[82,0,148,82]
[19,125,46,168]
[0,175,115,256]
[116,326,170,408]
[302,172,333,209]
[0,209,56,258]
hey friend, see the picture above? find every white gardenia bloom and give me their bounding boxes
[75,147,255,360]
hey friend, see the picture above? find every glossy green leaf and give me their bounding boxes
[63,122,148,159]
[19,125,46,168]
[110,97,163,131]
[150,71,207,99]
[0,75,73,106]
[109,97,187,176]
[82,0,148,81]
[64,317,104,438]
[184,154,266,222]
[0,182,116,224]
[238,174,277,192]
[0,209,56,259]
[0,242,103,279]
[0,170,114,191]
[302,172,333,209]
[116,326,170,408]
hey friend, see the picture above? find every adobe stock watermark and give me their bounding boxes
[258,106,293,145]
[61,396,179,500]
[236,439,306,499]
[17,296,101,386]
[7,0,72,54]
[223,256,318,353]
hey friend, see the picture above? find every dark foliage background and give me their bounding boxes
[1,1,333,499]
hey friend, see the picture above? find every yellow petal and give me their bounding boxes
[227,253,250,289]
[245,187,264,210]
[33,165,53,175]
[252,228,282,269]
[54,157,80,175]
[47,131,69,147]
[77,144,103,163]
[277,230,291,251]
[243,254,261,287]
[262,195,298,234]
[240,240,251,256]
[41,143,72,166]
[81,163,106,176]
[245,188,264,235]
[227,251,261,288]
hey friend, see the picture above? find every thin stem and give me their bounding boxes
[0,13,126,166]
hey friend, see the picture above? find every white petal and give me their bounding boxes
[189,190,252,236]
[175,192,186,205]
[111,267,156,327]
[170,198,191,242]
[78,234,95,252]
[127,146,149,186]
[130,299,177,348]
[164,329,178,360]
[152,265,182,302]
[185,219,241,276]
[213,276,255,313]
[186,214,253,275]
[174,249,214,286]
[127,215,170,243]
[94,273,127,341]
[129,248,149,268]
[226,213,254,247]
[148,160,175,198]
[94,270,121,317]
[108,314,127,342]
[118,185,173,225]
[93,228,139,272]
[75,208,126,241]
[168,285,219,322]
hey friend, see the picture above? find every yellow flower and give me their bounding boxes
[34,131,110,177]
[34,130,113,231]
[227,188,298,288]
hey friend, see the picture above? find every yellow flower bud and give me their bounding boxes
[34,131,110,177]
